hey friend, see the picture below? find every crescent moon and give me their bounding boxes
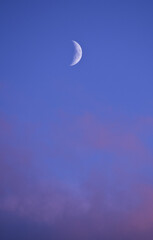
[70,40,82,66]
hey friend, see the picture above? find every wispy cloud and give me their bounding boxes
[0,111,153,239]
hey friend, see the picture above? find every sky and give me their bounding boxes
[0,0,153,239]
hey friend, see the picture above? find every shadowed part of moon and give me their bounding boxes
[70,40,82,66]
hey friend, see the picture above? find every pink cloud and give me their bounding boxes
[129,184,153,232]
[138,116,153,128]
[0,112,153,239]
[50,112,151,164]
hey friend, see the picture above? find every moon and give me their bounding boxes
[70,40,82,66]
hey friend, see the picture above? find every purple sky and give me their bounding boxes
[0,1,153,239]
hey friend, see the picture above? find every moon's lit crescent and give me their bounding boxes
[70,40,82,66]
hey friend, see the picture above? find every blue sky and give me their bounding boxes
[0,1,153,239]
[1,1,153,119]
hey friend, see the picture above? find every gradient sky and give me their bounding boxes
[0,1,153,239]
